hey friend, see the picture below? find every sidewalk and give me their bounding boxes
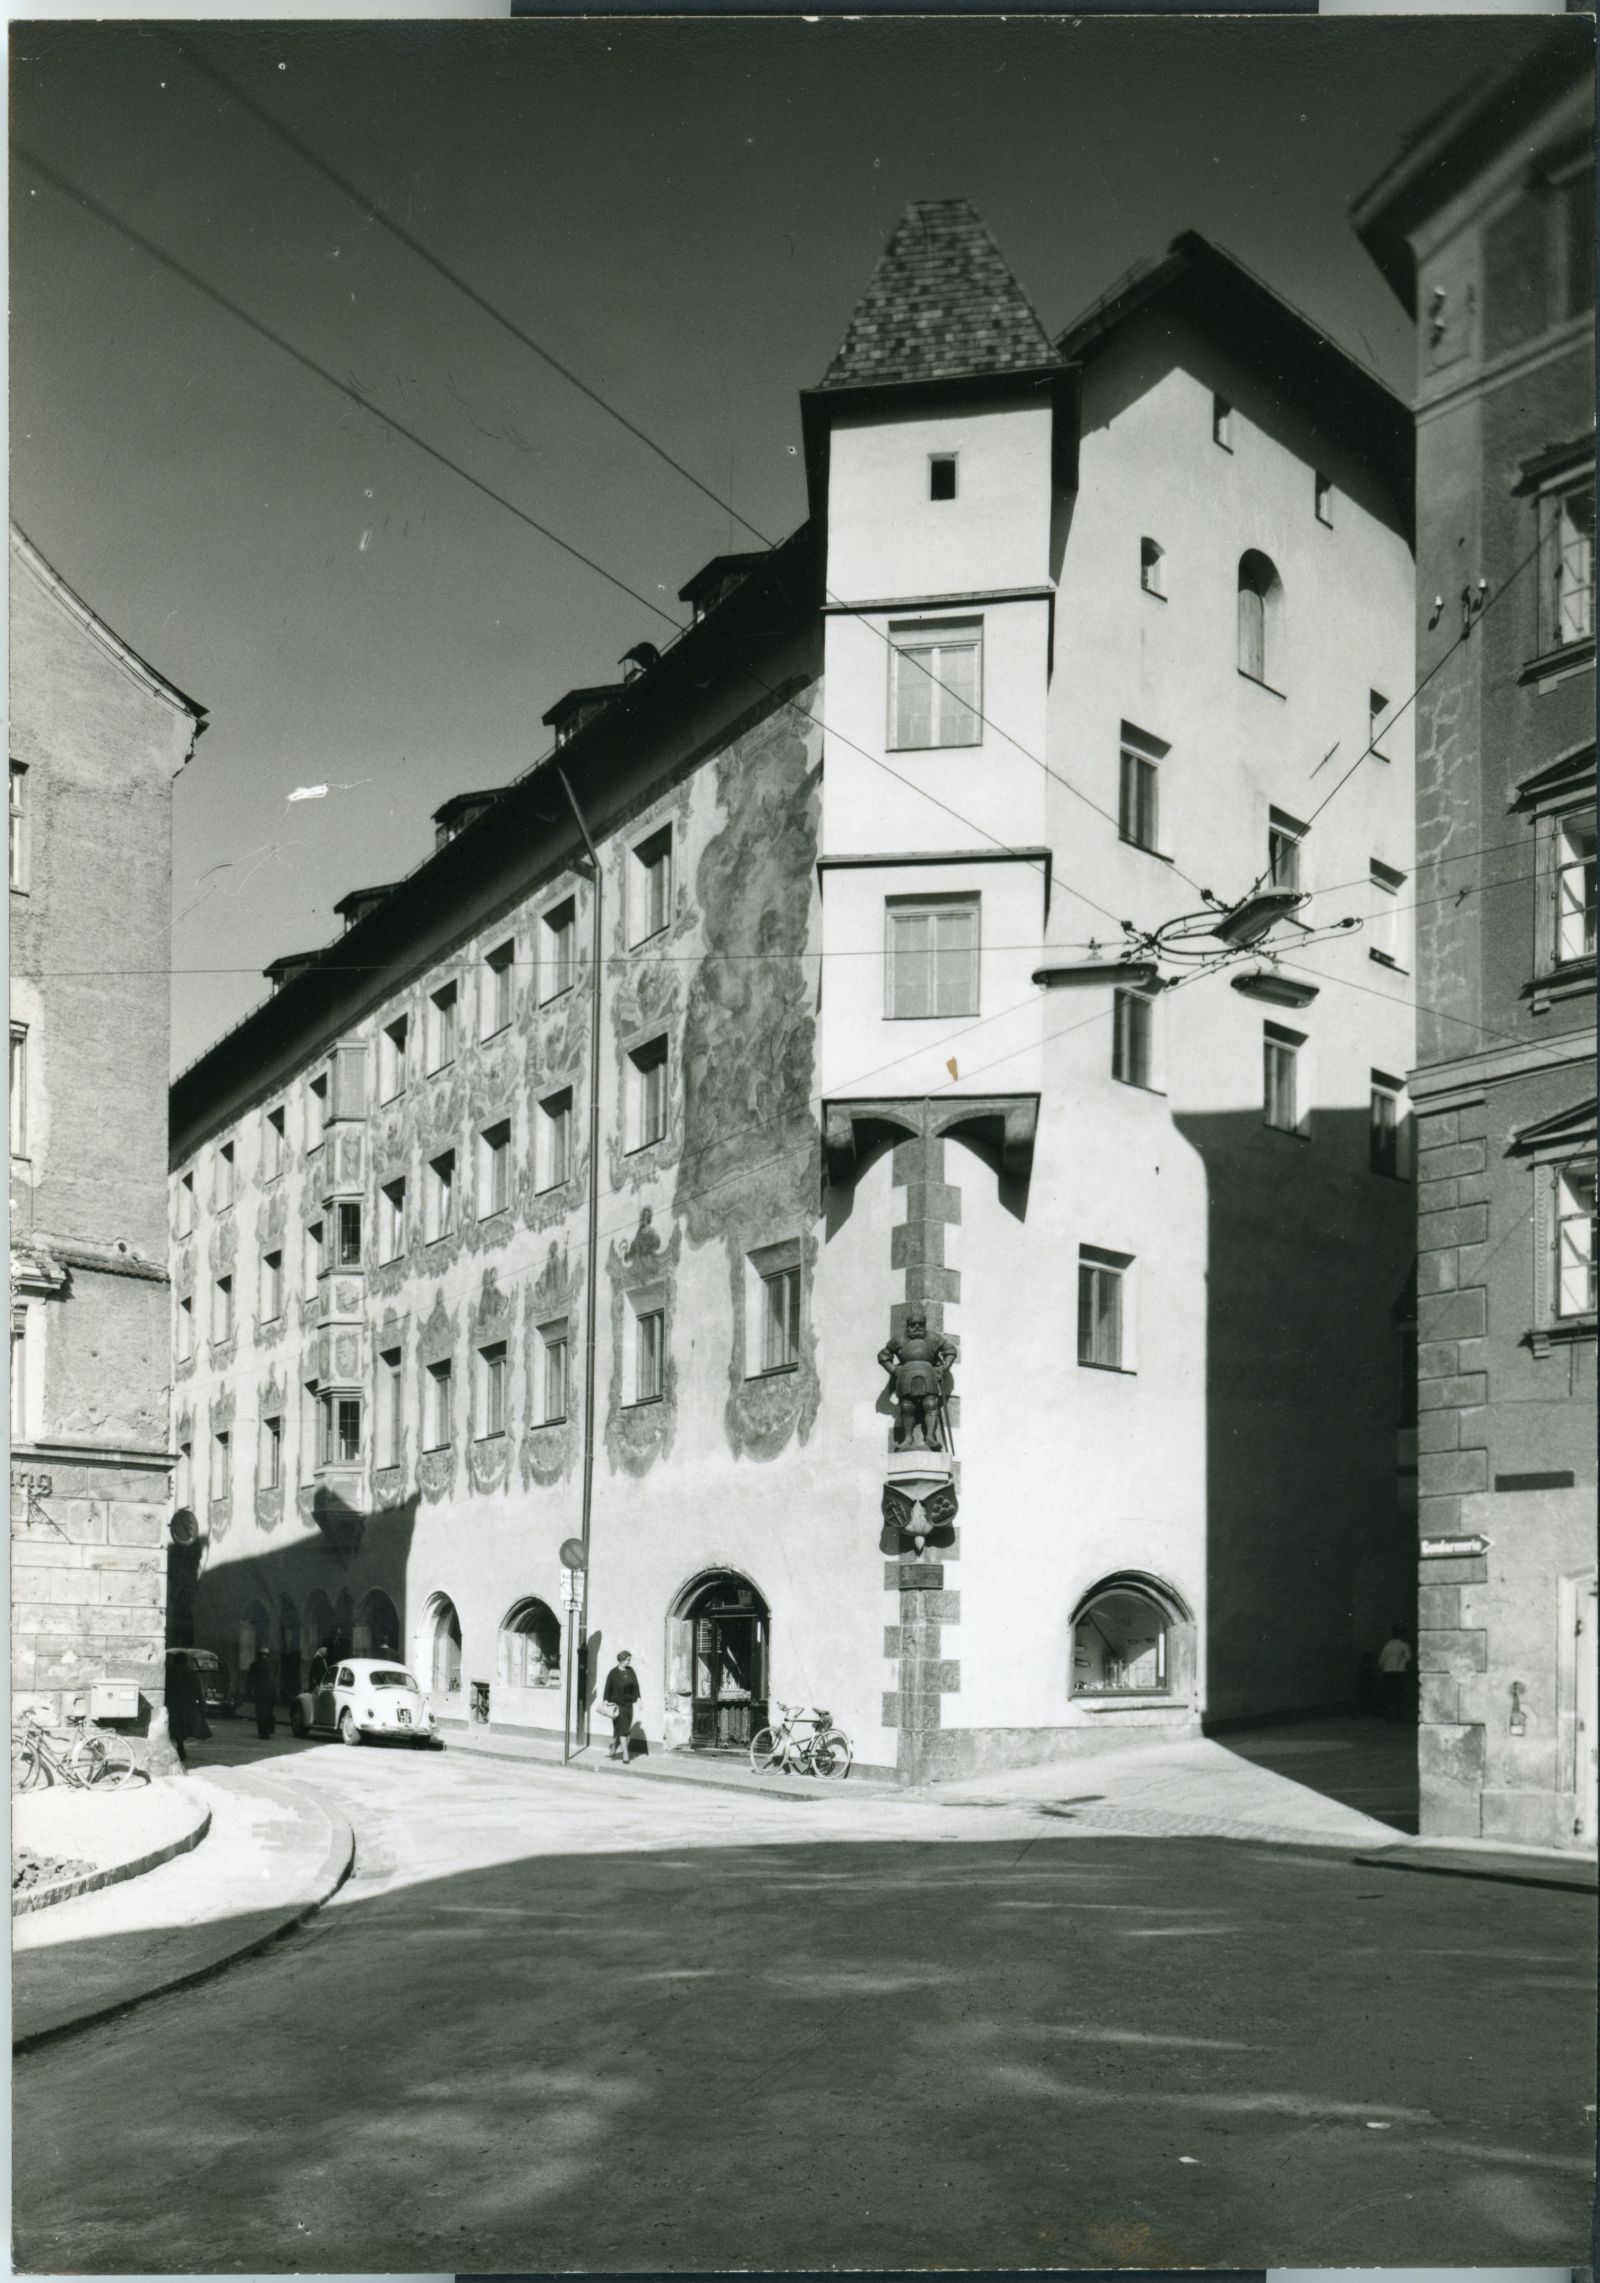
[437,1716,890,1800]
[12,1764,353,2052]
[13,1776,210,1916]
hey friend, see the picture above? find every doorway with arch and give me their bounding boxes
[668,1570,769,1751]
[355,1588,401,1662]
[419,1593,463,1701]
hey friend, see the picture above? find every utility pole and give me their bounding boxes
[558,763,603,1765]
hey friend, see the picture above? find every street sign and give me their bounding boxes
[559,1536,587,1572]
[560,1566,586,1608]
[1420,1533,1492,1559]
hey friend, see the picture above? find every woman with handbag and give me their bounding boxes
[601,1650,640,1762]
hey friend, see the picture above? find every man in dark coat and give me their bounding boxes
[247,1646,279,1740]
[603,1650,641,1762]
[164,1651,205,1767]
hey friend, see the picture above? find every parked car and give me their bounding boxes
[174,1647,235,1718]
[289,1659,443,1749]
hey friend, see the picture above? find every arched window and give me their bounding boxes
[499,1598,561,1690]
[1071,1575,1191,1697]
[1237,550,1283,686]
[419,1593,462,1696]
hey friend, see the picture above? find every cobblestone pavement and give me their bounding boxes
[13,1736,1595,2275]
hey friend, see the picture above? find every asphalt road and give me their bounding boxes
[13,1736,1596,2274]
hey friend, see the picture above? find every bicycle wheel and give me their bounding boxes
[748,1726,783,1773]
[811,1728,853,1779]
[69,1733,139,1789]
[15,1738,51,1791]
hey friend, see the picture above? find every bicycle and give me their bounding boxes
[748,1701,853,1780]
[12,1709,146,1792]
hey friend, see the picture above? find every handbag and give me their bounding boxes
[600,1699,618,1720]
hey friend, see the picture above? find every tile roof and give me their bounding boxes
[819,200,1058,391]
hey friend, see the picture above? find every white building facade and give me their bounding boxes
[169,206,1419,1778]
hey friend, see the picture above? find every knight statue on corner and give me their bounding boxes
[878,1311,956,1452]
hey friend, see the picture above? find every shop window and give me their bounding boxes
[886,895,979,1019]
[541,899,576,1002]
[1077,1245,1133,1372]
[888,618,982,751]
[1072,1582,1176,1696]
[500,1599,562,1690]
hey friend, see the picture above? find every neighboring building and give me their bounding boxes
[168,206,1417,1780]
[1355,29,1596,1850]
[10,526,206,1726]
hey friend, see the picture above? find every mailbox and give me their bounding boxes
[89,1681,140,1722]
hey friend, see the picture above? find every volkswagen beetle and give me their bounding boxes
[289,1658,443,1748]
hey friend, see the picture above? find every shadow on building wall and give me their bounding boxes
[168,1489,421,1697]
[1174,1105,1417,1726]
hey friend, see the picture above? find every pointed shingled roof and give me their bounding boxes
[818,200,1057,391]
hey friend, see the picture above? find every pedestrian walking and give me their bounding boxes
[601,1650,641,1762]
[164,1650,208,1767]
[247,1645,279,1740]
[1376,1623,1413,1722]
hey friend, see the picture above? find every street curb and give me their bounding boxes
[11,1784,356,2057]
[12,1802,213,1919]
[1355,1844,1598,1895]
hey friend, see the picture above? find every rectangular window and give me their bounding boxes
[633,827,674,945]
[929,453,958,502]
[1139,538,1165,596]
[886,897,979,1020]
[1314,472,1333,525]
[482,940,515,1038]
[1212,395,1233,450]
[628,1038,669,1151]
[538,1088,574,1189]
[9,761,27,889]
[264,1105,286,1181]
[760,1263,801,1373]
[425,1359,454,1449]
[307,1072,328,1151]
[379,1177,406,1262]
[1077,1248,1130,1370]
[479,1119,511,1216]
[177,1292,194,1363]
[10,1310,24,1441]
[1369,858,1408,969]
[381,1014,410,1100]
[1263,1022,1304,1134]
[634,1306,665,1404]
[539,1318,569,1424]
[1267,807,1307,895]
[302,1378,319,1463]
[319,1393,362,1468]
[1542,481,1595,651]
[429,982,459,1071]
[477,1341,508,1438]
[1368,690,1391,759]
[1112,987,1155,1089]
[377,1348,404,1469]
[541,899,576,1002]
[261,1413,282,1492]
[888,618,982,751]
[9,1024,26,1156]
[307,1218,325,1286]
[1556,811,1597,964]
[212,1274,234,1344]
[1118,723,1167,854]
[427,1151,456,1242]
[177,1169,195,1238]
[216,1141,235,1210]
[1370,1072,1408,1179]
[210,1430,230,1501]
[1555,1162,1597,1319]
[335,1199,363,1270]
[261,1250,283,1324]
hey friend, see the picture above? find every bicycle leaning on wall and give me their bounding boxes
[748,1701,853,1779]
[11,1708,146,1791]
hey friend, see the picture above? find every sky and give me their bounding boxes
[9,13,1559,1073]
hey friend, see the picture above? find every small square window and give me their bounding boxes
[1212,395,1233,450]
[886,897,979,1021]
[482,941,515,1038]
[929,454,957,502]
[1077,1247,1132,1371]
[539,1318,570,1424]
[479,1119,512,1217]
[477,1341,508,1438]
[1315,472,1333,526]
[628,1039,669,1152]
[1139,538,1164,597]
[632,828,674,946]
[541,899,577,1002]
[888,619,982,752]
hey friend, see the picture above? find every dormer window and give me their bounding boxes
[929,454,957,502]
